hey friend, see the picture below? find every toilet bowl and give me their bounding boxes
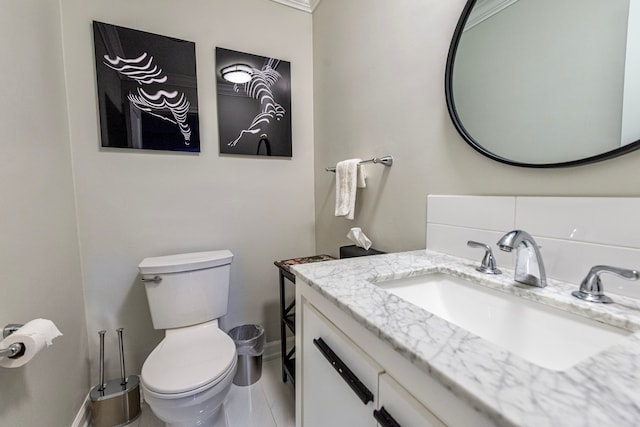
[138,250,236,427]
[141,321,237,426]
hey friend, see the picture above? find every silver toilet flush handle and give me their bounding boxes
[467,241,501,275]
[572,265,639,304]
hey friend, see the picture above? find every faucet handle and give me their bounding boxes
[467,241,501,275]
[572,265,639,304]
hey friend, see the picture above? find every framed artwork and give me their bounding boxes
[92,21,200,152]
[216,47,292,157]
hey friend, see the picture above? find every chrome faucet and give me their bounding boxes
[497,230,547,287]
[572,265,639,303]
[467,240,501,275]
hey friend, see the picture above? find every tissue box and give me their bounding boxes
[339,245,385,259]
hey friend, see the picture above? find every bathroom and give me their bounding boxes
[2,0,639,426]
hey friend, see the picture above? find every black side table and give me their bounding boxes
[274,254,335,386]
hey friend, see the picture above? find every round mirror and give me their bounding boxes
[446,0,640,167]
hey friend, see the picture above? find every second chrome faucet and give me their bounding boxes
[497,230,547,288]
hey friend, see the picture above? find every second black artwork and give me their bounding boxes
[216,47,292,157]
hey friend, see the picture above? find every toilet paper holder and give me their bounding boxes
[0,323,24,358]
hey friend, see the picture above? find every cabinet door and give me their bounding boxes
[302,302,381,427]
[375,373,446,427]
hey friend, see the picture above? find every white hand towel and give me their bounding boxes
[335,159,361,220]
[356,164,367,189]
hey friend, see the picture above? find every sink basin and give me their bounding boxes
[375,272,631,371]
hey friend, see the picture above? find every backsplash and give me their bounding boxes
[426,195,640,299]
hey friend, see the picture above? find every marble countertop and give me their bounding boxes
[291,250,640,427]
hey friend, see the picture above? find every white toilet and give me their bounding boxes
[138,250,237,427]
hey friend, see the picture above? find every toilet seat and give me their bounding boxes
[141,322,236,398]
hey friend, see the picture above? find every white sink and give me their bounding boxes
[375,272,631,371]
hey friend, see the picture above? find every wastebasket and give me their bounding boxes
[229,324,265,386]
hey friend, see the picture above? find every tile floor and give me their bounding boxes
[131,357,295,427]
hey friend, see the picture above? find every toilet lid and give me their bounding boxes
[142,324,236,395]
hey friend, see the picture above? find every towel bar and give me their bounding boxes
[326,156,393,172]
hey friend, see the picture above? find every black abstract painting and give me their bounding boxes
[216,47,292,157]
[93,21,200,152]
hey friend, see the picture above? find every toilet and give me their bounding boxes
[138,250,237,427]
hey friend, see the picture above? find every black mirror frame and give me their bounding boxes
[445,0,640,168]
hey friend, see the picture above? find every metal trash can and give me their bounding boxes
[229,324,265,386]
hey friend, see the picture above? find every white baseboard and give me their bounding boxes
[263,337,294,361]
[71,392,90,427]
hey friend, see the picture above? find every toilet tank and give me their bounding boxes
[138,250,234,330]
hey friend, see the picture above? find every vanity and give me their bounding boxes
[292,196,640,426]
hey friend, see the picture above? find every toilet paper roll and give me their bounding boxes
[0,319,62,368]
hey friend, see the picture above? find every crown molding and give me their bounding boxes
[464,0,521,31]
[269,0,322,13]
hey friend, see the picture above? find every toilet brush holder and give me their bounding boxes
[90,375,141,427]
[90,328,140,427]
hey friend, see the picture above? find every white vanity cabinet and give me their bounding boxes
[376,374,446,427]
[301,303,381,427]
[296,279,495,427]
[300,300,446,427]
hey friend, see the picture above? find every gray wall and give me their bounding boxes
[60,0,315,384]
[3,3,313,423]
[0,1,89,426]
[313,0,640,257]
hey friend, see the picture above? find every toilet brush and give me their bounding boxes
[98,330,106,394]
[90,328,141,427]
[117,328,127,386]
